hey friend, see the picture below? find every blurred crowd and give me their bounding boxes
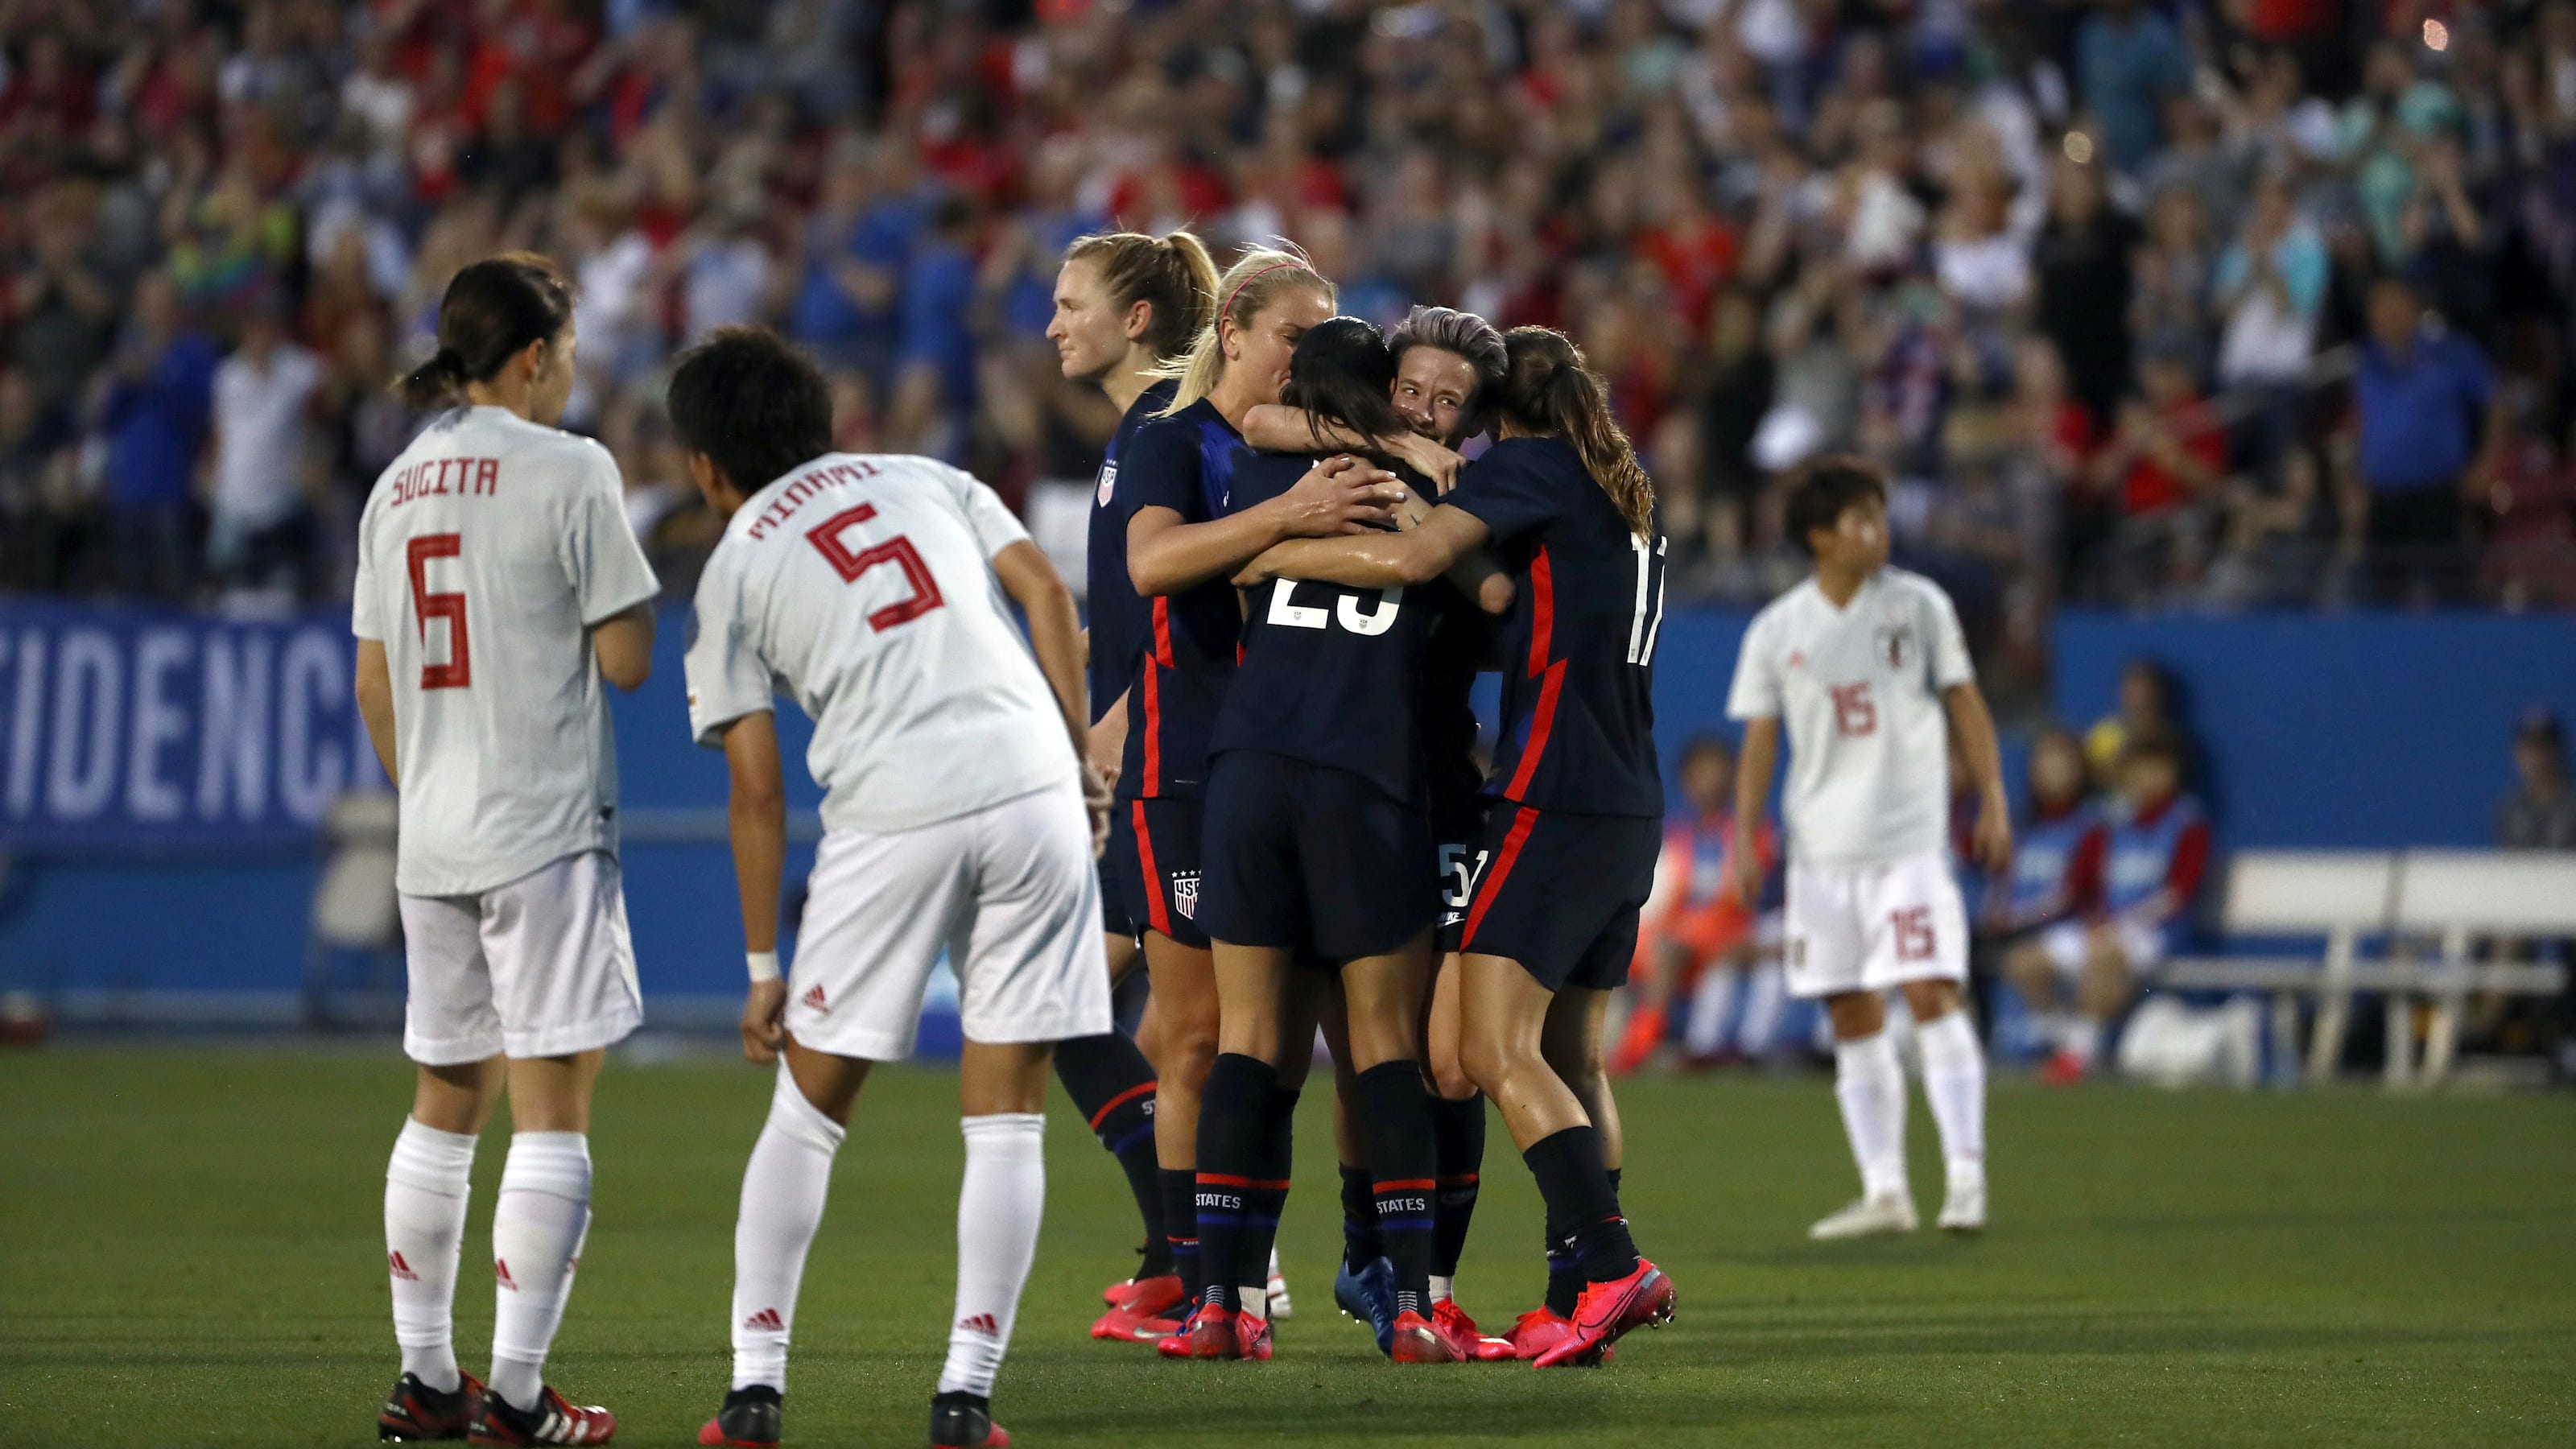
[7,0,2576,683]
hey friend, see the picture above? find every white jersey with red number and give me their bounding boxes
[353,405,662,897]
[1724,567,1973,868]
[683,452,1076,834]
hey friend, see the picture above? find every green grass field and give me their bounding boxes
[3,1046,2573,1447]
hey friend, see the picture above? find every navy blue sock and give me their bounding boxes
[1158,1167,1201,1310]
[1240,1084,1298,1307]
[1340,1164,1382,1272]
[1430,1092,1485,1279]
[1525,1126,1639,1285]
[1192,1053,1278,1312]
[1055,1033,1167,1275]
[1355,1060,1438,1318]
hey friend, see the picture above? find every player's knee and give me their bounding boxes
[1427,1047,1476,1101]
[1824,990,1885,1040]
[1457,1030,1515,1098]
[1901,978,1961,1022]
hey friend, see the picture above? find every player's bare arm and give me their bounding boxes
[1125,455,1400,597]
[1940,683,2013,870]
[1233,502,1491,592]
[354,638,398,786]
[1732,715,1781,909]
[719,709,789,1063]
[590,601,655,691]
[1241,405,1464,490]
[992,538,1113,854]
[1085,687,1129,791]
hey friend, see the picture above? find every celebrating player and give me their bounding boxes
[357,254,657,1447]
[1113,247,1396,1335]
[672,330,1113,1449]
[1045,227,1220,1340]
[1181,317,1509,1364]
[1236,327,1677,1368]
[1249,306,1516,1354]
[1724,456,2010,1240]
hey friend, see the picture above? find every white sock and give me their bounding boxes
[2065,1018,2103,1067]
[731,1067,846,1391]
[1831,1030,1908,1200]
[1240,1286,1270,1321]
[1737,964,1785,1055]
[386,1118,478,1393]
[488,1132,592,1410]
[938,1113,1046,1397]
[1913,1009,1987,1186]
[1430,1274,1455,1305]
[1684,968,1741,1057]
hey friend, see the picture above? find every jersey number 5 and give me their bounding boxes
[1829,681,1876,737]
[807,504,945,630]
[406,533,470,689]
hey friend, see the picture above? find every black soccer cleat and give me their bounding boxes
[929,1389,1009,1447]
[465,1383,617,1445]
[382,1370,485,1441]
[697,1385,782,1448]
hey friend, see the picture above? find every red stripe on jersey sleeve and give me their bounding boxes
[1131,801,1171,935]
[1461,806,1539,949]
[1502,659,1567,801]
[1525,546,1554,677]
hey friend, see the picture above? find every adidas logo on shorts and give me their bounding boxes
[802,983,830,1014]
[1170,871,1199,920]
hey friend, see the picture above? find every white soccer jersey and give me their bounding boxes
[684,452,1077,832]
[1725,568,1973,867]
[353,405,661,897]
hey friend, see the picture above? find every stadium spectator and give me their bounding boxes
[2500,709,2576,852]
[1612,736,1781,1075]
[2211,172,2328,467]
[2075,0,2194,175]
[1988,728,2108,1061]
[208,303,325,599]
[2085,657,2191,784]
[2087,341,2227,597]
[93,272,218,603]
[2346,275,2504,602]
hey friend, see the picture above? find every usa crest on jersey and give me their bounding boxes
[1096,460,1118,507]
[1169,869,1199,919]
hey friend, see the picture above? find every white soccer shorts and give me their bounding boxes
[1783,850,1968,1000]
[786,778,1113,1061]
[400,849,643,1064]
[2041,917,2172,976]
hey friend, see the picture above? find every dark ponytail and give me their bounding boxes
[397,252,576,407]
[1492,327,1655,537]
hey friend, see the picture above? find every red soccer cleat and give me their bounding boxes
[380,1369,485,1441]
[466,1384,617,1445]
[1236,1311,1274,1361]
[1166,1302,1244,1360]
[1091,1274,1187,1342]
[1534,1259,1675,1368]
[1389,1309,1462,1364]
[1430,1299,1517,1361]
[1505,1307,1585,1362]
[2040,1050,2089,1086]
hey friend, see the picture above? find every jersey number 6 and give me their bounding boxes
[807,503,946,630]
[406,533,470,690]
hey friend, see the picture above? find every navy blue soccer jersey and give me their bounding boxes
[1087,378,1177,724]
[1211,448,1444,808]
[1117,397,1246,802]
[1442,436,1666,819]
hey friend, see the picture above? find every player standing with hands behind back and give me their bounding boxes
[1726,457,2009,1240]
[357,254,658,1446]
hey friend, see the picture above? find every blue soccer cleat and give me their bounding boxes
[1331,1255,1397,1356]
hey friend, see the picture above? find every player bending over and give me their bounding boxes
[672,330,1113,1449]
[1045,228,1220,1340]
[1725,456,2009,1240]
[358,254,658,1446]
[1239,327,1677,1368]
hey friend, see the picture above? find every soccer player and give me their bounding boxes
[1724,456,2011,1241]
[1236,327,1678,1369]
[2022,732,2209,1083]
[1248,306,1516,1354]
[1181,317,1510,1364]
[357,254,656,1447]
[1610,735,1782,1074]
[1046,228,1220,1340]
[671,331,1113,1449]
[1113,248,1395,1335]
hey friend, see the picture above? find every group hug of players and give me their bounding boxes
[357,227,2013,1449]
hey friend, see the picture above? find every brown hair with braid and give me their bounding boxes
[1489,327,1656,537]
[1061,229,1220,361]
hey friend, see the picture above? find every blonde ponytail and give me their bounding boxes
[1063,229,1220,360]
